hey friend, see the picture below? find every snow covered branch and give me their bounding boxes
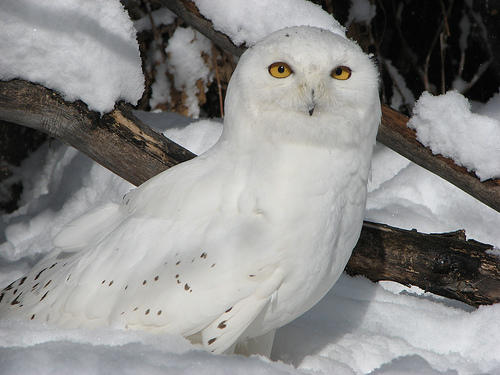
[379,105,500,213]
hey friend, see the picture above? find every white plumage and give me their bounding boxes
[0,26,380,356]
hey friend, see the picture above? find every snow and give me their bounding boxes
[0,0,144,114]
[165,27,214,117]
[408,91,500,181]
[2,0,500,373]
[133,7,176,33]
[346,0,377,26]
[193,0,346,47]
[1,110,500,374]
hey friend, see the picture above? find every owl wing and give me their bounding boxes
[0,153,284,353]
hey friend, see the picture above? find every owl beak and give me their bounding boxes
[308,89,316,116]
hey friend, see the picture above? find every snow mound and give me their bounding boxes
[193,0,346,47]
[0,0,144,114]
[408,91,500,181]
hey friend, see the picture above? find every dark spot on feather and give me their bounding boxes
[62,263,68,267]
[4,282,14,291]
[285,33,289,37]
[154,276,159,281]
[184,283,190,291]
[143,280,147,285]
[175,274,179,278]
[102,280,106,284]
[191,258,195,263]
[31,283,39,291]
[121,312,124,315]
[200,252,207,259]
[225,307,233,313]
[145,309,150,315]
[218,320,227,329]
[177,280,181,284]
[34,268,47,281]
[133,307,138,311]
[49,263,57,269]
[13,289,17,295]
[249,274,255,277]
[124,285,128,290]
[67,274,71,281]
[176,261,181,266]
[109,281,114,286]
[208,337,217,345]
[44,280,52,288]
[19,276,27,286]
[211,264,216,268]
[11,293,22,305]
[157,310,162,315]
[30,314,35,320]
[40,291,49,301]
[0,293,4,303]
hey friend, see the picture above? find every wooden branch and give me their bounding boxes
[158,0,246,57]
[348,222,500,307]
[161,0,500,214]
[0,79,195,186]
[1,78,500,308]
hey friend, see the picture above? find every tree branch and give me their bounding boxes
[0,79,195,187]
[348,222,500,307]
[379,105,500,213]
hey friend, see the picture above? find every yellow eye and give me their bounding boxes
[268,62,293,78]
[331,66,352,80]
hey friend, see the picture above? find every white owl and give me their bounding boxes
[0,26,380,356]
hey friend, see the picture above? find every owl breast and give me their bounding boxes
[239,143,370,334]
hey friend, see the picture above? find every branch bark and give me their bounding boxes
[0,79,195,187]
[347,222,500,307]
[160,0,500,214]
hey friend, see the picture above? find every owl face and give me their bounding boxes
[223,27,380,147]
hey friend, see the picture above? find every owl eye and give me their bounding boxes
[331,66,352,80]
[268,62,293,78]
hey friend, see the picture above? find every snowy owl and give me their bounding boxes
[0,26,380,356]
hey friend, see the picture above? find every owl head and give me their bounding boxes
[222,26,380,149]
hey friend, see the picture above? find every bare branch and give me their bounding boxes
[0,79,195,186]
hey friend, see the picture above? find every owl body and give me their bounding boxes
[0,27,380,355]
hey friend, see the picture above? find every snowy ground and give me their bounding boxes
[1,111,500,375]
